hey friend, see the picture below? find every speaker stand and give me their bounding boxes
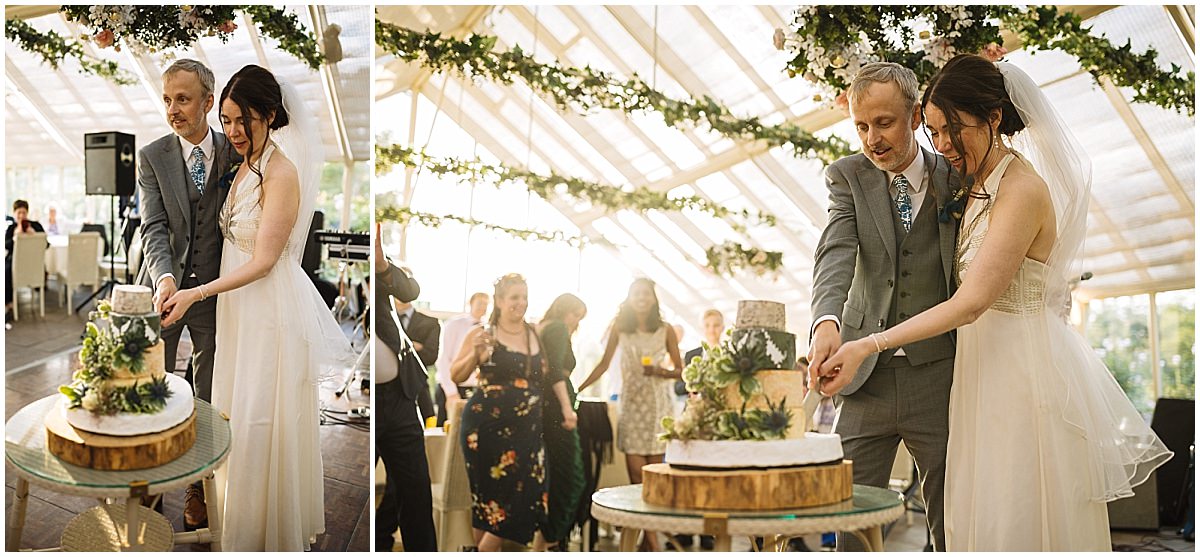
[75,195,121,314]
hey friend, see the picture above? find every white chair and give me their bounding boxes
[63,232,102,314]
[11,232,48,320]
[431,399,474,552]
[100,226,142,284]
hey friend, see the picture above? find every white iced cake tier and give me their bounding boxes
[65,373,195,436]
[665,433,843,469]
[110,285,154,315]
[735,300,786,331]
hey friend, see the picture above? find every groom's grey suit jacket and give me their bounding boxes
[136,129,239,289]
[811,147,959,395]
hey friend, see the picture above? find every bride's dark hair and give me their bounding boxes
[922,54,1025,189]
[219,64,289,185]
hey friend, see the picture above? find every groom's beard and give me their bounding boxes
[865,138,917,173]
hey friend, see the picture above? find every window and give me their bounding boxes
[1086,294,1154,416]
[1156,289,1195,401]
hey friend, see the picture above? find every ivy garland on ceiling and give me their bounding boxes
[376,21,855,165]
[705,241,784,278]
[6,5,325,85]
[376,144,777,233]
[376,205,591,248]
[777,5,1194,116]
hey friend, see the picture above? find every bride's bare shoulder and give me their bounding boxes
[998,158,1051,214]
[263,149,299,189]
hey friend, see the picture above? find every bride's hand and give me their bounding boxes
[815,338,873,396]
[161,288,202,327]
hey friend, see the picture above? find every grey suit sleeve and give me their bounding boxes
[811,161,859,332]
[137,147,174,286]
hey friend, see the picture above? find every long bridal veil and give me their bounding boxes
[998,61,1172,502]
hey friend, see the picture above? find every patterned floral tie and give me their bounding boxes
[189,145,206,196]
[893,174,913,232]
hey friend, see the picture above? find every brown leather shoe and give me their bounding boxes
[184,485,208,531]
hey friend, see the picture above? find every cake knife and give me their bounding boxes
[801,385,823,432]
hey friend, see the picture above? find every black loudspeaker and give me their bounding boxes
[84,132,136,196]
[302,210,324,276]
[1108,470,1160,530]
[1151,398,1194,527]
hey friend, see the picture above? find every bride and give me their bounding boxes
[163,64,354,551]
[819,55,1172,550]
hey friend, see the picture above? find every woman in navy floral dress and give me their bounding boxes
[451,274,577,551]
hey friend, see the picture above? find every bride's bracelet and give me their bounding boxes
[198,284,209,301]
[869,332,890,353]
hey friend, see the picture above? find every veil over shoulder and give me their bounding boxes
[996,61,1172,503]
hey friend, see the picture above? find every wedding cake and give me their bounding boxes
[47,286,196,470]
[647,300,850,510]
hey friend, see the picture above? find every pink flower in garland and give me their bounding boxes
[980,43,1008,62]
[94,29,115,48]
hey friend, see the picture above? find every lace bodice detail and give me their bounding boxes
[219,144,291,257]
[954,153,1046,315]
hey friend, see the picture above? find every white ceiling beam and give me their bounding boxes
[1077,276,1195,301]
[241,11,273,70]
[1096,76,1195,223]
[307,5,354,163]
[1165,5,1195,57]
[375,5,493,102]
[4,60,85,161]
[414,78,719,311]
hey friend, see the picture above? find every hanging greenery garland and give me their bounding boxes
[376,21,855,165]
[704,241,784,278]
[4,18,136,85]
[777,5,1194,115]
[376,144,777,232]
[7,5,325,85]
[376,205,591,247]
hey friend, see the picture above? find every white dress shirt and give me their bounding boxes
[436,313,481,395]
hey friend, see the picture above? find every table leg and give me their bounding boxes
[125,496,142,550]
[849,526,885,552]
[6,477,29,551]
[714,534,732,552]
[204,473,222,552]
[618,528,640,552]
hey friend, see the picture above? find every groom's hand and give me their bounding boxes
[154,276,177,314]
[808,321,841,388]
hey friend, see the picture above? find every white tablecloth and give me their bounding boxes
[44,234,68,277]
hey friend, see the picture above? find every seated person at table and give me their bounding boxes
[6,199,45,319]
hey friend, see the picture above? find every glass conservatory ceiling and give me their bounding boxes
[377,5,1194,330]
[5,5,372,166]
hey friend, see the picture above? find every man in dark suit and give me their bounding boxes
[393,298,440,380]
[373,223,436,551]
[135,59,240,530]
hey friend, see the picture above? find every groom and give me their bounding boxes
[136,58,239,530]
[809,62,958,551]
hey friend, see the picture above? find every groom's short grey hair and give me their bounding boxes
[848,62,919,112]
[162,59,215,98]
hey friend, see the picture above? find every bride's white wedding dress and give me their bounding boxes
[211,143,351,550]
[946,153,1172,550]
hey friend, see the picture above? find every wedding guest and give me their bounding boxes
[6,200,46,319]
[538,294,588,551]
[395,298,439,423]
[372,224,436,551]
[452,274,576,551]
[434,292,489,425]
[578,278,683,551]
[43,204,72,235]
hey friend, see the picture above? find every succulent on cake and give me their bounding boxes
[662,331,793,441]
[60,295,167,415]
[60,375,172,415]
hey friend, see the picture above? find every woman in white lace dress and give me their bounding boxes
[820,55,1171,551]
[163,64,354,551]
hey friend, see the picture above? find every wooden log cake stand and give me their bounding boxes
[641,460,853,510]
[45,406,197,471]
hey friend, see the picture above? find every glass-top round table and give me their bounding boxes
[591,483,905,551]
[5,395,232,551]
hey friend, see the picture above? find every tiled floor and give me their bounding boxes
[4,285,370,551]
